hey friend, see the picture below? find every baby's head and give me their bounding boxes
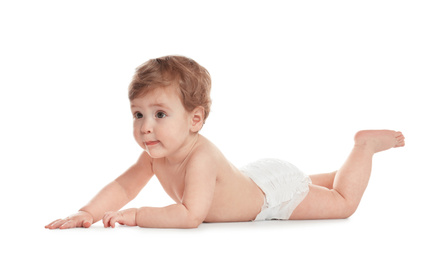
[129,55,212,123]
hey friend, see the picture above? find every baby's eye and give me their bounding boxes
[134,112,143,119]
[156,111,167,119]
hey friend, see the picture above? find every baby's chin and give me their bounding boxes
[143,146,167,159]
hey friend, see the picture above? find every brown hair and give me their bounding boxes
[129,55,212,121]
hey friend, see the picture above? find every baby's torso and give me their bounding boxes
[152,136,264,222]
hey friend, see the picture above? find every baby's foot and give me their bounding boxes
[354,130,405,153]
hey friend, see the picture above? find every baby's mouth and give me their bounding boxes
[145,140,160,146]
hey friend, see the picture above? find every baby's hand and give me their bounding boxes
[45,211,94,229]
[103,208,137,228]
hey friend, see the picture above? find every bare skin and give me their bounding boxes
[45,86,264,229]
[290,130,405,219]
[45,85,405,229]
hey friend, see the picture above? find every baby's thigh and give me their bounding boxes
[289,184,351,220]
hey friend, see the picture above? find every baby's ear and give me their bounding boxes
[190,106,205,132]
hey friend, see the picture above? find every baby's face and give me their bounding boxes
[130,86,193,158]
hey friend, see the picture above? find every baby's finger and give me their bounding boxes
[102,213,112,228]
[109,215,118,228]
[82,220,92,228]
[45,219,62,229]
[59,220,76,229]
[47,219,67,229]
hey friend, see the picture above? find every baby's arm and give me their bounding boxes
[135,152,217,228]
[45,151,154,229]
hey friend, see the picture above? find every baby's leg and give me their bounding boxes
[310,171,336,189]
[290,130,405,220]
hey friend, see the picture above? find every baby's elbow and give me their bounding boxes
[191,219,203,228]
[184,222,200,229]
[184,216,203,229]
[183,211,204,229]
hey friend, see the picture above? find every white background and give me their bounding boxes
[1,0,420,259]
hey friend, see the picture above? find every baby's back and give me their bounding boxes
[205,156,265,222]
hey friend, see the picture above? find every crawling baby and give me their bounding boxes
[45,55,405,229]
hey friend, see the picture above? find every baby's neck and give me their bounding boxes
[164,133,200,167]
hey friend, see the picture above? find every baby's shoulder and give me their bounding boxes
[188,135,224,165]
[184,136,225,178]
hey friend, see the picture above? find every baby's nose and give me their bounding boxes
[140,118,153,134]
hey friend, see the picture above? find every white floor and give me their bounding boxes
[6,211,420,260]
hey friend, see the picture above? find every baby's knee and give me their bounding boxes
[340,199,360,219]
[332,190,359,219]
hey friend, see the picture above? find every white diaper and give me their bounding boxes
[241,158,312,220]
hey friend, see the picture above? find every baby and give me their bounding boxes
[45,55,405,229]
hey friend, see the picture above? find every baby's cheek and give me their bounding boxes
[132,131,144,148]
